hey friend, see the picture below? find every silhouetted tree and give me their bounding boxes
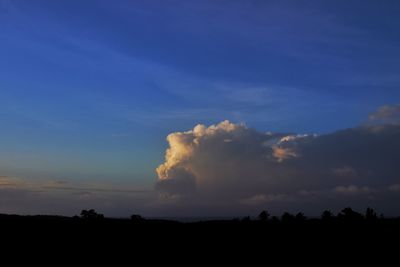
[241,216,251,222]
[80,209,104,219]
[321,210,334,221]
[295,212,306,221]
[130,214,145,222]
[281,212,295,222]
[258,210,270,221]
[338,207,363,221]
[365,207,378,221]
[271,216,280,223]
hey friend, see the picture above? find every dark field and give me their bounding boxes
[2,213,400,241]
[1,213,399,261]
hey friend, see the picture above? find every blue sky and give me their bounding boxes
[1,0,400,192]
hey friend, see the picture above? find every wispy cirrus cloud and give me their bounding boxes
[369,104,400,124]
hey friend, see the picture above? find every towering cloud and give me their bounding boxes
[156,106,400,215]
[156,121,290,198]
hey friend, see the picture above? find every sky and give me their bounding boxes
[0,0,400,217]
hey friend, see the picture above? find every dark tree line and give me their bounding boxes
[78,209,145,221]
[257,207,381,222]
[76,206,383,223]
[80,209,105,219]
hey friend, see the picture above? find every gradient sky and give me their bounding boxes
[1,1,400,216]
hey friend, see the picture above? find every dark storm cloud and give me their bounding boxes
[155,105,400,215]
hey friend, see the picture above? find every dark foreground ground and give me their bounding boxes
[1,216,399,264]
[1,216,397,264]
[2,214,400,251]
